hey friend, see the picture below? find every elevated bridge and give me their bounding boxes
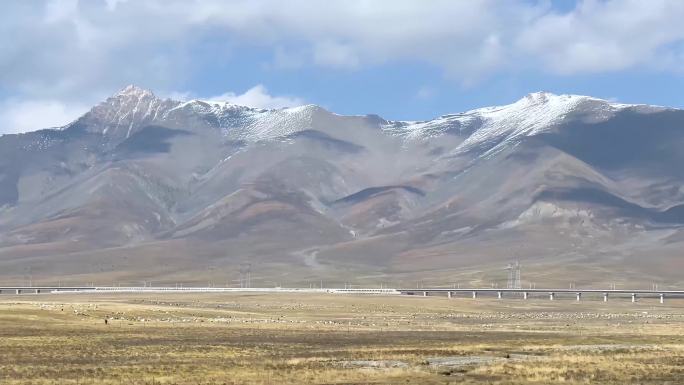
[398,288,684,304]
[0,286,682,303]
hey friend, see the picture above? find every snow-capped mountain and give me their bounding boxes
[385,91,666,156]
[1,86,683,287]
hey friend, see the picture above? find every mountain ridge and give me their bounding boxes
[52,85,674,142]
[0,86,682,287]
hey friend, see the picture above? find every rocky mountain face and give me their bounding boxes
[1,86,683,287]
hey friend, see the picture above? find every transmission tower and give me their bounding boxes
[239,263,251,288]
[505,263,513,289]
[505,261,521,289]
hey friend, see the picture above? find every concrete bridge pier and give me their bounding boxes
[423,291,428,297]
[523,292,529,300]
[576,292,582,301]
[603,293,608,302]
[15,289,21,295]
[447,291,452,299]
[497,291,503,299]
[549,292,555,301]
[631,293,637,303]
[472,291,477,299]
[660,293,665,304]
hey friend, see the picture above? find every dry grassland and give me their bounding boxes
[0,293,683,384]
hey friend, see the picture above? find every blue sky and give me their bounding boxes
[2,0,684,133]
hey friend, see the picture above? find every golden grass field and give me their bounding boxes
[0,292,683,384]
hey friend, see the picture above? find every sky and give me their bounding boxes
[2,0,684,134]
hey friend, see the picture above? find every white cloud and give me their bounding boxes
[313,41,360,69]
[44,0,78,23]
[0,98,89,134]
[2,0,684,132]
[207,85,304,109]
[268,46,306,70]
[164,90,194,102]
[104,0,128,12]
[415,86,435,101]
[3,1,684,91]
[516,0,684,74]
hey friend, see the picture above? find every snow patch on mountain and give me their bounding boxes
[384,92,664,159]
[497,201,596,230]
[455,93,613,153]
[79,85,180,138]
[228,104,320,141]
[167,101,321,141]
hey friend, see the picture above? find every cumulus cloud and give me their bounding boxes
[207,85,304,109]
[517,0,684,74]
[2,0,684,132]
[0,99,89,134]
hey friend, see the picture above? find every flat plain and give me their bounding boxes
[1,292,683,384]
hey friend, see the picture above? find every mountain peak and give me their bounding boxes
[524,90,557,101]
[114,84,155,99]
[519,91,594,106]
[406,91,620,156]
[76,85,177,139]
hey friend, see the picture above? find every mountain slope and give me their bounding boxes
[0,86,682,287]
